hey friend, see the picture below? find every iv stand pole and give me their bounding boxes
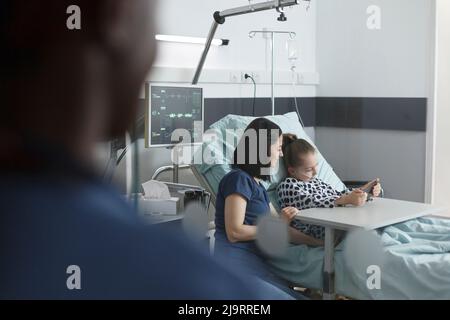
[249,30,296,115]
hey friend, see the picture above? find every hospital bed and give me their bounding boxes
[191,112,450,300]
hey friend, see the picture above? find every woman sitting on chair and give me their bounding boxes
[214,118,312,299]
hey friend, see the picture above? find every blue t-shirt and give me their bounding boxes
[214,169,270,252]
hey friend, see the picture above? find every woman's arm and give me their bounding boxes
[224,194,258,243]
[225,193,324,245]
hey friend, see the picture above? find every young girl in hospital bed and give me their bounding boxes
[277,134,382,243]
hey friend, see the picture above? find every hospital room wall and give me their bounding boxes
[432,0,450,209]
[314,0,433,202]
[151,0,317,76]
[108,0,319,193]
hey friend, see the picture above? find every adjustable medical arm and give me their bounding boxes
[192,0,300,84]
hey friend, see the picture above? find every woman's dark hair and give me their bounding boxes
[282,134,316,169]
[233,118,282,180]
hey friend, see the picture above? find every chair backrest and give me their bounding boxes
[191,164,217,207]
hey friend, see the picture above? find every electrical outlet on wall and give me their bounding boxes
[241,72,248,83]
[240,71,261,83]
[251,72,260,83]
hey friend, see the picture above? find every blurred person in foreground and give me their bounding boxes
[0,0,296,299]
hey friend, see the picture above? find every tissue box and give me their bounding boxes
[139,197,180,216]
